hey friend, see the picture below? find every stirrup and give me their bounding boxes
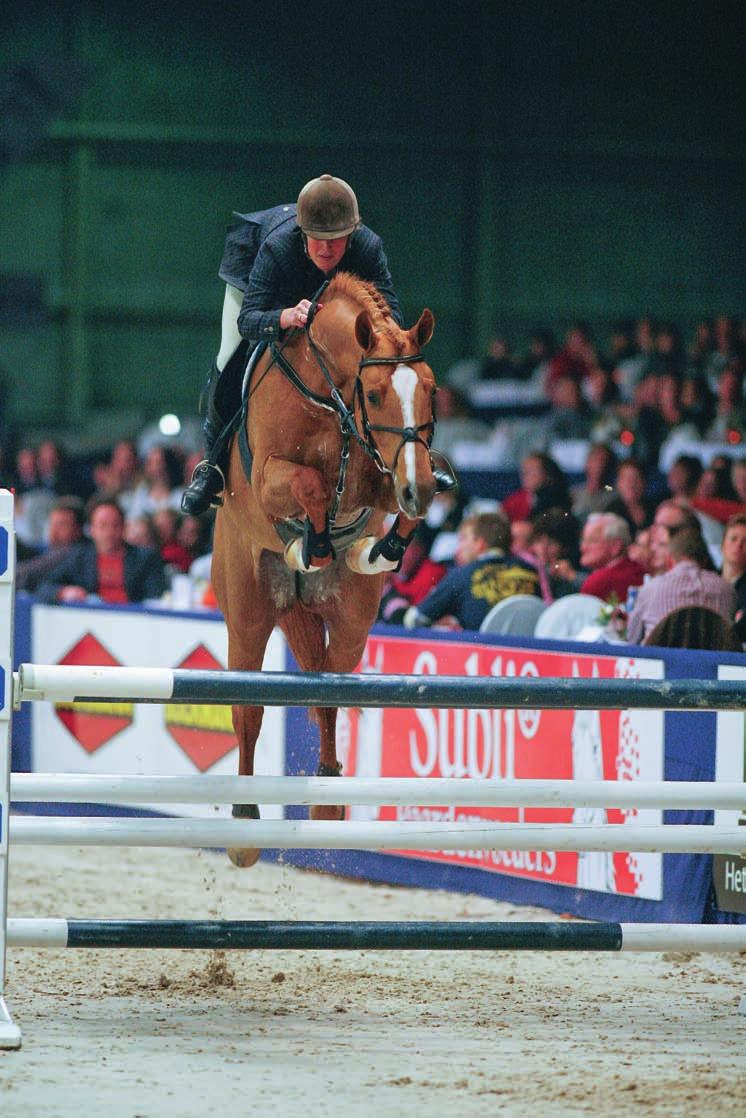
[430,450,459,495]
[183,459,226,512]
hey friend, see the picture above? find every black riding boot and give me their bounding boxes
[181,363,231,516]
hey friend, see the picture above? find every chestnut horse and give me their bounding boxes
[211,272,438,865]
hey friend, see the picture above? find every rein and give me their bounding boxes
[266,285,435,527]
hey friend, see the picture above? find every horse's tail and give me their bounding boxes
[279,600,327,672]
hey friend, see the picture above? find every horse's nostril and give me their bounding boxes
[402,485,414,505]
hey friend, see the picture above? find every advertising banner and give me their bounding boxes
[29,605,286,818]
[337,634,665,899]
[714,664,746,914]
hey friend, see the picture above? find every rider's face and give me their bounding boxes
[306,236,348,273]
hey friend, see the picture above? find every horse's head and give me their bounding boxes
[354,308,437,519]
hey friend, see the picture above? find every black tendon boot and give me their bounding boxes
[181,363,230,515]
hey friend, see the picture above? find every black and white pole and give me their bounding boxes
[0,491,21,1047]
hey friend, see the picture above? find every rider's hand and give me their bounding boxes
[280,299,314,331]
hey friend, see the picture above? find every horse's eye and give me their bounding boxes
[366,391,381,407]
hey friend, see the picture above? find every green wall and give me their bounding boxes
[1,1,744,435]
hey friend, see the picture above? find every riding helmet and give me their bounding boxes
[296,174,360,239]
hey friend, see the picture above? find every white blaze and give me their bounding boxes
[391,364,418,489]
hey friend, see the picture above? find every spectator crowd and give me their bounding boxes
[1,312,744,650]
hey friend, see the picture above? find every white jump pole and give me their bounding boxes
[9,817,746,854]
[10,773,746,811]
[0,490,21,1047]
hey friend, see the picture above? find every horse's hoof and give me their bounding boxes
[345,536,398,575]
[284,539,326,573]
[227,846,262,868]
[310,803,346,822]
[228,802,261,866]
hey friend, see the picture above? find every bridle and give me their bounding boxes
[265,286,435,525]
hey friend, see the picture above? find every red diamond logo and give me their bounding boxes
[55,634,133,753]
[164,645,235,772]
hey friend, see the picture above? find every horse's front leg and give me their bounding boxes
[225,621,275,868]
[346,512,419,575]
[309,578,383,821]
[259,454,334,572]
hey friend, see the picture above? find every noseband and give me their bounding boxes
[354,354,434,476]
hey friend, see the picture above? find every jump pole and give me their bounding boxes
[9,817,746,854]
[0,491,21,1047]
[7,919,746,953]
[14,662,746,711]
[10,773,746,810]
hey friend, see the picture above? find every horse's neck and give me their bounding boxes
[303,298,362,393]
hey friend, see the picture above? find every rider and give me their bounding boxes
[181,174,404,516]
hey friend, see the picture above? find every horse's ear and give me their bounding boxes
[355,310,377,353]
[413,308,435,348]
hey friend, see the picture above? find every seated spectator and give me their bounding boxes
[502,453,572,523]
[680,374,716,437]
[15,497,86,593]
[514,328,556,384]
[720,513,746,642]
[525,507,581,601]
[586,361,623,445]
[94,439,143,515]
[577,513,645,604]
[687,317,714,379]
[609,458,655,532]
[152,508,193,574]
[127,445,185,519]
[648,322,684,379]
[378,555,449,625]
[649,499,711,576]
[612,315,655,403]
[545,322,595,394]
[124,513,160,550]
[643,605,741,653]
[35,495,166,605]
[628,527,655,575]
[402,511,540,631]
[430,386,492,459]
[479,334,515,380]
[628,373,667,470]
[705,364,744,443]
[13,445,39,494]
[695,455,737,505]
[705,314,743,388]
[35,439,80,498]
[546,375,594,441]
[571,444,617,521]
[510,518,551,601]
[693,456,746,524]
[667,454,703,503]
[627,526,735,645]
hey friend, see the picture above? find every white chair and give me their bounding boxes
[479,594,547,636]
[533,593,606,641]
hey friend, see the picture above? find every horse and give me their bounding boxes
[211,272,439,866]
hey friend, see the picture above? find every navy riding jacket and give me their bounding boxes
[219,204,402,349]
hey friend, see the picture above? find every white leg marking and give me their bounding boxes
[392,364,418,488]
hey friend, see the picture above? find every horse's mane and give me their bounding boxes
[325,272,400,342]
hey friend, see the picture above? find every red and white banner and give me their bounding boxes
[30,606,286,818]
[337,634,665,899]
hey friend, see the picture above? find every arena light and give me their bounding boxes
[158,413,181,437]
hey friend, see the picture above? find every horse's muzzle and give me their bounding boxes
[394,475,436,519]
